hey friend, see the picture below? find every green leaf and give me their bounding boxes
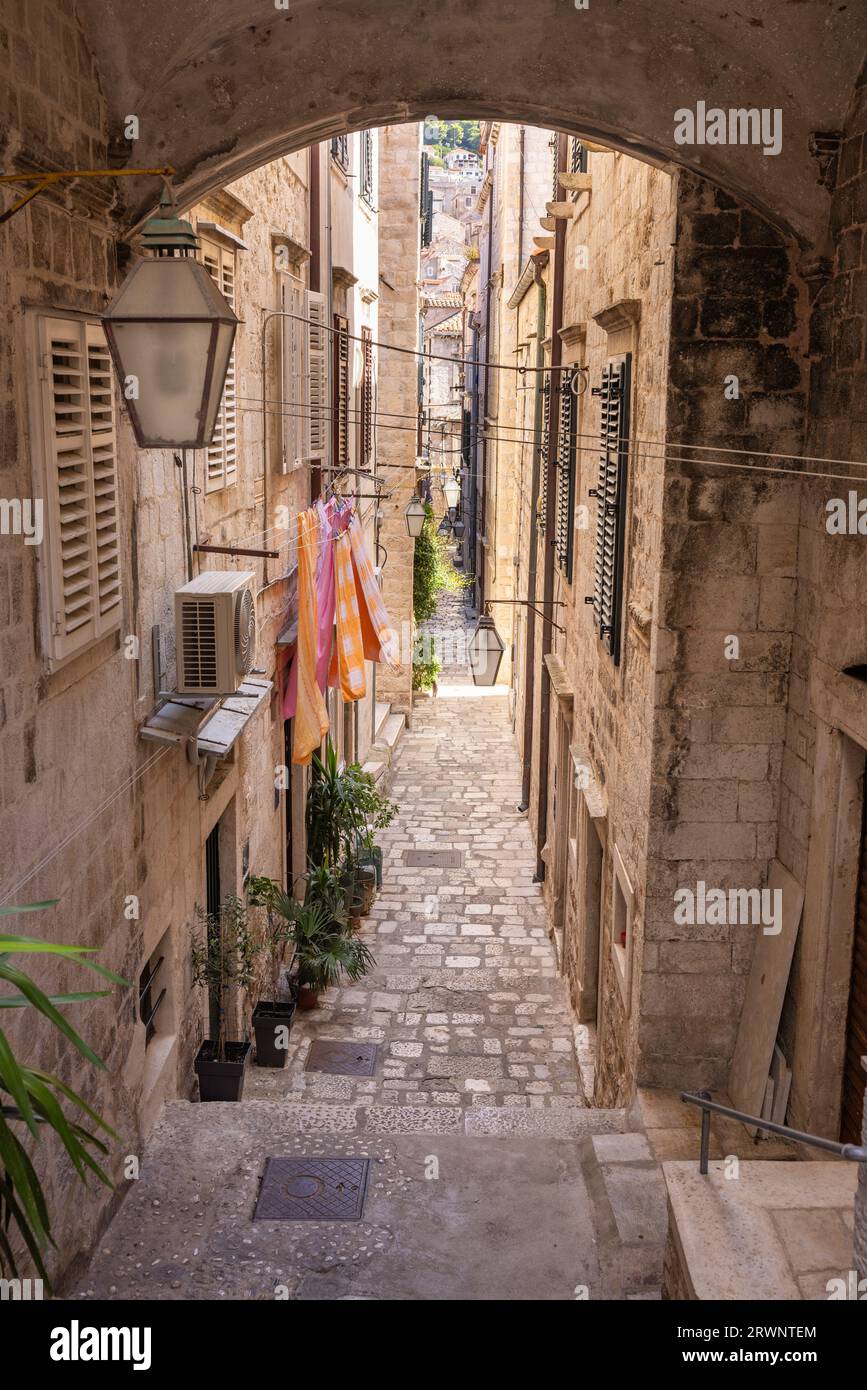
[0,963,105,1069]
[0,1030,38,1138]
[0,901,59,917]
[0,990,109,1008]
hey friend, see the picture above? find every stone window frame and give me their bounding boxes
[610,840,635,1013]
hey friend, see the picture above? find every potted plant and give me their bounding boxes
[246,874,295,1067]
[289,897,376,1007]
[306,739,397,907]
[191,894,257,1100]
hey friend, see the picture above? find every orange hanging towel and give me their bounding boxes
[332,530,366,702]
[292,508,329,764]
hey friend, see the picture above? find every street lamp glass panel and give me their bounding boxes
[453,518,466,539]
[468,615,505,687]
[405,498,427,538]
[442,477,461,509]
[103,249,237,449]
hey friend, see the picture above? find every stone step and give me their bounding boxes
[362,707,406,788]
[169,1097,628,1138]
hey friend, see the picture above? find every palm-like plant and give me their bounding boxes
[272,886,375,996]
[0,900,128,1288]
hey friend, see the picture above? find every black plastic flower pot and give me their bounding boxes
[194,1039,251,1101]
[252,1000,296,1067]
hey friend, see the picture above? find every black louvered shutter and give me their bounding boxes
[588,353,631,663]
[420,153,432,248]
[555,368,576,581]
[537,374,552,532]
[332,313,350,468]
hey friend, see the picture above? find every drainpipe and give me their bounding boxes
[519,260,546,813]
[517,126,525,278]
[535,133,566,883]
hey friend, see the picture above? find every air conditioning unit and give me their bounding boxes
[174,570,257,696]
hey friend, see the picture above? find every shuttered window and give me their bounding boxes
[360,129,375,207]
[537,374,552,533]
[588,353,631,664]
[420,152,433,248]
[306,290,328,464]
[35,314,121,663]
[569,138,588,174]
[280,273,307,472]
[332,313,350,470]
[360,325,374,467]
[331,134,349,172]
[200,240,238,492]
[554,368,577,582]
[841,792,867,1144]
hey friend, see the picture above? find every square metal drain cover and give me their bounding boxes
[404,849,464,868]
[305,1040,378,1076]
[254,1157,370,1221]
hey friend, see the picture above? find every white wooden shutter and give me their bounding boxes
[306,290,327,463]
[37,315,121,662]
[280,274,307,472]
[201,240,238,491]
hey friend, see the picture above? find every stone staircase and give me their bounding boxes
[361,700,406,786]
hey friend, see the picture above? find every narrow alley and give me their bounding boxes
[72,586,665,1302]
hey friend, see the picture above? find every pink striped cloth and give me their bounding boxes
[348,512,401,671]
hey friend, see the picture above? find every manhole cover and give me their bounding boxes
[404,849,464,868]
[305,1040,378,1076]
[254,1157,370,1221]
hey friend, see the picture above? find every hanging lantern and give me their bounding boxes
[442,475,461,510]
[468,615,505,687]
[437,514,453,536]
[405,497,427,538]
[103,192,238,449]
[453,518,466,540]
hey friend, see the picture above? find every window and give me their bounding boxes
[554,368,577,582]
[331,134,349,172]
[360,129,375,206]
[31,313,121,664]
[306,290,328,467]
[570,137,588,175]
[588,353,631,663]
[139,946,166,1047]
[359,325,374,467]
[332,313,350,469]
[611,843,634,1011]
[280,273,307,472]
[537,373,552,533]
[420,153,433,248]
[200,239,238,492]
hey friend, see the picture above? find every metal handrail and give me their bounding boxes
[681,1090,867,1174]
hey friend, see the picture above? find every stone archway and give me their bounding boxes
[78,0,864,247]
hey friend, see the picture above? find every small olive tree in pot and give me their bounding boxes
[191,894,257,1100]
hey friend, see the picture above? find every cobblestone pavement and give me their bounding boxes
[246,579,584,1115]
[74,580,669,1301]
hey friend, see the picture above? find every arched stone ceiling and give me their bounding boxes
[76,0,865,248]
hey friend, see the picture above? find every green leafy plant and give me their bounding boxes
[191,894,258,1060]
[245,874,293,998]
[412,503,469,623]
[0,900,128,1288]
[306,739,397,868]
[266,873,375,998]
[412,655,441,691]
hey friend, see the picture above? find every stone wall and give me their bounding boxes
[376,123,421,718]
[0,0,306,1283]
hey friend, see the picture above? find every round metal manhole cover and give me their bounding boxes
[283,1173,325,1199]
